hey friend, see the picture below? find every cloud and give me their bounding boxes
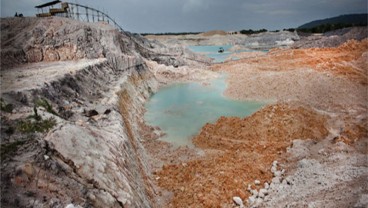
[1,0,43,17]
[1,0,367,32]
[182,0,210,13]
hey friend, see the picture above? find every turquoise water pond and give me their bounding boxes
[144,75,264,146]
[187,45,268,63]
[188,45,232,63]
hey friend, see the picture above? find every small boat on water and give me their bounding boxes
[218,47,224,53]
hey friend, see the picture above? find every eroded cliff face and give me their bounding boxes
[0,17,211,69]
[0,17,163,208]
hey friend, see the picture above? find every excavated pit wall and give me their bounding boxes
[1,17,163,208]
[1,57,159,207]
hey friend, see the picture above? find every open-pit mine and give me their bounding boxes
[1,11,367,208]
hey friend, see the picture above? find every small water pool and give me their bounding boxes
[188,45,232,63]
[187,45,268,63]
[144,75,264,146]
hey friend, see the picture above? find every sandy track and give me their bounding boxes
[1,58,106,92]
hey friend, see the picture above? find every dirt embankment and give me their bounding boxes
[219,39,368,84]
[0,16,181,208]
[213,39,368,113]
[293,27,367,49]
[200,30,227,36]
[1,16,217,208]
[156,104,330,207]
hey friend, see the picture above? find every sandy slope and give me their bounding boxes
[215,39,368,112]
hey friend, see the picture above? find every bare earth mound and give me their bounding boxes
[156,104,330,207]
[212,39,368,113]
[154,37,368,207]
[200,30,227,36]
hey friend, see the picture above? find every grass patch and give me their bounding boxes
[4,126,15,135]
[0,98,14,113]
[0,140,27,159]
[35,98,58,116]
[17,117,56,133]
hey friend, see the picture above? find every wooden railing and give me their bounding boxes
[36,2,125,32]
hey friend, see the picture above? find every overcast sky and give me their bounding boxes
[1,0,367,33]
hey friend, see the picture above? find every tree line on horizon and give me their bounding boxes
[296,22,367,33]
[139,14,367,36]
[139,22,367,36]
[140,32,202,36]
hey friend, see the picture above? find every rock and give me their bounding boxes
[264,182,270,189]
[15,163,35,181]
[271,166,277,173]
[259,189,268,198]
[44,155,50,160]
[247,184,252,191]
[298,158,311,168]
[49,197,61,207]
[354,194,368,208]
[308,202,317,208]
[26,48,43,63]
[91,114,105,122]
[274,170,282,177]
[22,163,35,177]
[272,161,278,167]
[250,189,258,197]
[84,109,98,117]
[75,119,85,126]
[104,109,112,115]
[233,196,244,208]
[65,204,75,208]
[255,180,261,185]
[255,197,263,205]
[284,177,293,185]
[258,191,265,199]
[248,196,256,205]
[271,176,281,185]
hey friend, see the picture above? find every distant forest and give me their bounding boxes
[297,13,367,33]
[139,14,367,36]
[140,32,201,36]
[239,29,268,34]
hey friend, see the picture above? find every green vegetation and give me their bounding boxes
[0,98,14,113]
[1,98,58,159]
[299,14,367,30]
[239,29,268,35]
[35,98,58,116]
[17,107,56,133]
[283,28,296,32]
[297,13,367,33]
[17,117,56,133]
[297,22,367,33]
[140,32,201,36]
[28,106,42,121]
[4,126,15,135]
[1,140,27,159]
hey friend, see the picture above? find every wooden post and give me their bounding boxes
[86,7,89,22]
[76,5,79,20]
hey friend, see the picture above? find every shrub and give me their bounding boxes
[35,98,58,116]
[0,98,14,113]
[17,117,56,133]
[1,140,27,158]
[240,29,268,35]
